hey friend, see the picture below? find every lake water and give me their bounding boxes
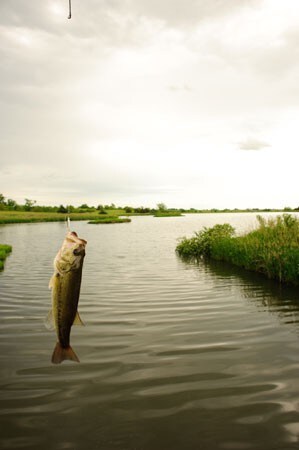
[1,213,299,450]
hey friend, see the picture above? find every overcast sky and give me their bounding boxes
[1,0,298,209]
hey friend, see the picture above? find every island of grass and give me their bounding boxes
[88,216,131,224]
[176,214,299,285]
[0,244,12,270]
[0,210,125,224]
[154,211,183,217]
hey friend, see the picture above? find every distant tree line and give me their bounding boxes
[0,194,298,214]
[0,194,158,214]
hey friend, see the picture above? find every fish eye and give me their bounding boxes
[73,248,80,255]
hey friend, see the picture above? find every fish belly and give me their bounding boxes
[52,269,82,348]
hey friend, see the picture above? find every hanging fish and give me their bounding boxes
[46,230,87,364]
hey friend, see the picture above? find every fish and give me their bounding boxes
[46,230,87,364]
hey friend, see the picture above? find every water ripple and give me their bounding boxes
[1,216,299,449]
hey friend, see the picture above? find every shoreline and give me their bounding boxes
[0,209,298,225]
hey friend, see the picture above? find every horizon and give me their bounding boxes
[0,192,297,212]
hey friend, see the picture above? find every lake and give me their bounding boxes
[1,213,299,450]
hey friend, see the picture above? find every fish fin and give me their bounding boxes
[73,311,85,326]
[51,343,80,364]
[44,309,55,331]
[48,275,55,289]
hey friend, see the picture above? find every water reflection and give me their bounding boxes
[184,257,299,329]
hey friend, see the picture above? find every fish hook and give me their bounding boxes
[66,205,71,232]
[68,0,72,19]
[67,216,71,231]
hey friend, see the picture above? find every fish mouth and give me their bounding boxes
[67,232,87,257]
[66,231,87,247]
[53,231,87,274]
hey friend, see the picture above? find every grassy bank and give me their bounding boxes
[0,244,12,270]
[176,215,299,285]
[154,212,183,217]
[88,216,131,224]
[0,210,124,224]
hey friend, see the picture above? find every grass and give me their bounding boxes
[176,214,299,285]
[0,209,183,223]
[154,212,183,217]
[88,216,131,224]
[0,210,125,224]
[0,244,12,270]
[0,210,132,226]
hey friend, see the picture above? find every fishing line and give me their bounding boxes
[66,205,71,232]
[66,0,71,229]
[68,0,72,19]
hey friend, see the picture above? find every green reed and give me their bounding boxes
[154,212,183,217]
[0,210,125,224]
[0,244,12,270]
[176,215,299,285]
[88,216,131,224]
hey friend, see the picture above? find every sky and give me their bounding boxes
[0,0,298,209]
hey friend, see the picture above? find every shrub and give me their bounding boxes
[176,215,299,285]
[0,244,12,270]
[176,224,235,258]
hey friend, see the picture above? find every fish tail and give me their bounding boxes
[51,343,80,364]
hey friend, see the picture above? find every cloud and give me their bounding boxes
[0,0,261,42]
[120,0,261,28]
[250,26,299,85]
[168,84,193,92]
[1,0,299,209]
[238,137,271,151]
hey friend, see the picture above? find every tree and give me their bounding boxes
[124,206,133,213]
[6,199,17,209]
[157,203,167,212]
[134,207,150,214]
[24,198,36,211]
[57,205,68,213]
[0,194,5,204]
[104,203,116,210]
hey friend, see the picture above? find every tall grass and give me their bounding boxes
[154,212,183,217]
[176,215,299,285]
[0,244,12,270]
[88,216,131,224]
[0,210,124,224]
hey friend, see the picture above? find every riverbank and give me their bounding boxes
[176,214,299,285]
[0,210,124,224]
[88,216,131,224]
[154,212,183,217]
[0,244,12,270]
[1,208,299,224]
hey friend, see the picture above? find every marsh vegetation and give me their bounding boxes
[1,194,298,224]
[0,244,12,270]
[88,216,131,224]
[176,214,299,285]
[154,211,183,217]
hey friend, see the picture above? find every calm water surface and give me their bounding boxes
[1,213,299,450]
